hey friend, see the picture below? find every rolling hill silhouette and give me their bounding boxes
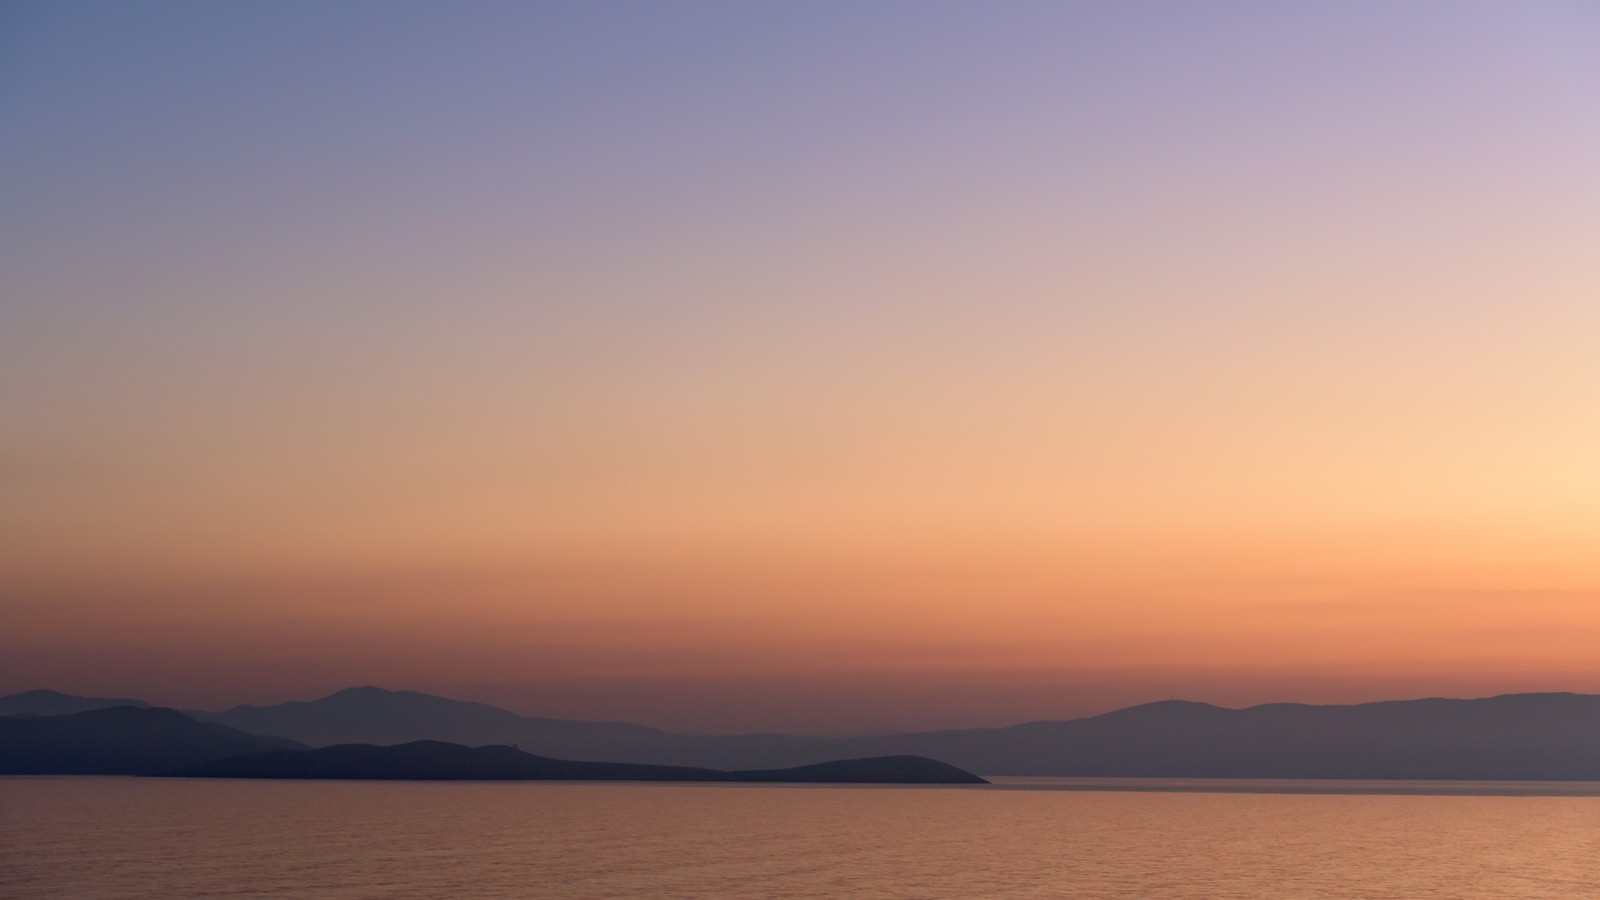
[0,689,150,717]
[0,706,304,775]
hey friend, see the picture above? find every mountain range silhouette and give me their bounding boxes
[9,687,1600,779]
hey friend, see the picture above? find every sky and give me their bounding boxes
[3,1,1599,734]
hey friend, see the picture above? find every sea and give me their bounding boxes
[3,776,1598,898]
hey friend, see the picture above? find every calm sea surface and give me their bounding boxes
[4,776,1599,898]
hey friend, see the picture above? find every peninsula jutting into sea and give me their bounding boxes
[0,700,983,783]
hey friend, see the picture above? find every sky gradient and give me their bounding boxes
[4,1,1600,733]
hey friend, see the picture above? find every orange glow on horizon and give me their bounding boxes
[5,2,1600,732]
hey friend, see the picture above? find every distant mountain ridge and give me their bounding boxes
[847,693,1600,779]
[184,685,672,761]
[12,687,1600,778]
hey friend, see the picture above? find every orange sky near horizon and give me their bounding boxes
[4,2,1599,732]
